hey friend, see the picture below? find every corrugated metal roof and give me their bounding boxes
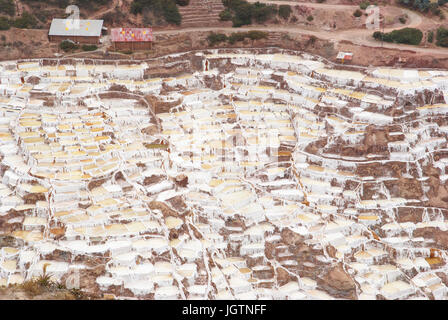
[49,19,103,37]
[111,28,153,42]
[336,52,353,60]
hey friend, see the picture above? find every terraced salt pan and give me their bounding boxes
[1,50,448,300]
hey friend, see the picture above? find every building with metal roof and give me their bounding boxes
[48,19,104,44]
[111,28,153,51]
[336,51,353,64]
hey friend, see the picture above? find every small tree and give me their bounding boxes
[437,36,448,47]
[0,16,10,30]
[428,30,434,43]
[436,26,448,46]
[228,32,246,44]
[307,35,317,46]
[360,1,370,10]
[278,5,292,20]
[232,2,253,27]
[373,28,423,45]
[176,0,189,5]
[0,0,15,16]
[247,30,268,40]
[307,15,314,22]
[353,9,363,17]
[373,31,383,40]
[130,1,144,14]
[219,9,232,21]
[390,28,423,45]
[252,3,277,24]
[163,1,182,25]
[60,40,78,52]
[13,12,38,29]
[207,32,227,46]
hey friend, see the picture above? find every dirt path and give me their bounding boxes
[89,0,123,19]
[14,0,23,16]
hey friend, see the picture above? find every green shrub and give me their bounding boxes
[307,15,314,22]
[373,31,382,40]
[232,2,253,27]
[0,16,10,30]
[60,40,78,52]
[231,16,242,27]
[397,0,440,13]
[252,3,277,24]
[207,31,267,46]
[428,30,434,43]
[278,5,292,20]
[437,36,448,47]
[0,0,14,16]
[228,32,246,44]
[12,12,38,29]
[372,27,423,45]
[391,27,423,45]
[436,26,448,47]
[223,0,279,27]
[130,1,144,14]
[399,16,407,23]
[246,30,268,40]
[162,0,181,25]
[20,0,72,9]
[74,0,111,9]
[222,0,297,27]
[207,32,227,46]
[429,2,440,14]
[176,0,189,5]
[131,0,181,25]
[82,44,98,51]
[353,9,363,17]
[307,35,317,46]
[231,31,267,43]
[219,9,232,21]
[57,0,70,8]
[359,1,370,10]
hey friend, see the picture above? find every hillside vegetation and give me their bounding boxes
[0,0,115,29]
[373,27,423,45]
[130,0,184,26]
[221,0,292,27]
[397,0,447,19]
[0,0,294,29]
